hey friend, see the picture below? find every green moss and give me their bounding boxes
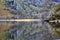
[54,30,60,37]
[53,4,60,13]
[0,32,7,40]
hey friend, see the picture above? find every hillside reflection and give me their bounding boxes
[0,21,53,40]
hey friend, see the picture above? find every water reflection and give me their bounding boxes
[0,20,54,40]
[0,15,60,40]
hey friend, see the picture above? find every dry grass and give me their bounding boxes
[0,4,16,18]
